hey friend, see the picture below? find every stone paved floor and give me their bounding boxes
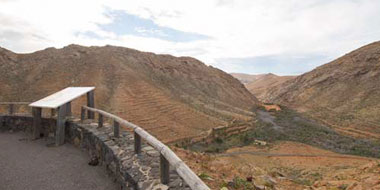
[0,131,119,190]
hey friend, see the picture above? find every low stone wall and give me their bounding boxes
[0,114,55,133]
[66,119,190,190]
[0,115,191,190]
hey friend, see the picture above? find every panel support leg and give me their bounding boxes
[55,105,66,146]
[32,107,42,140]
[65,102,71,117]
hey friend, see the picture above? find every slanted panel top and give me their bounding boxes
[29,87,95,109]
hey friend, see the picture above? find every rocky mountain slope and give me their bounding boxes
[231,73,296,101]
[263,41,380,138]
[0,44,258,142]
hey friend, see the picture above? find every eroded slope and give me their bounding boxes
[0,45,258,142]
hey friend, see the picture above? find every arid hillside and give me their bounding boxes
[263,41,380,138]
[0,44,258,142]
[231,73,296,101]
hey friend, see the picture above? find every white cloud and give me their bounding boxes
[0,0,380,74]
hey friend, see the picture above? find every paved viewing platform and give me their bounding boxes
[0,87,209,190]
[0,132,118,190]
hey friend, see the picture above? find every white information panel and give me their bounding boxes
[29,87,95,109]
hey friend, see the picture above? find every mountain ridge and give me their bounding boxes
[0,44,258,142]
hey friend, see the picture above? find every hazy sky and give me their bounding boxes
[1,0,379,75]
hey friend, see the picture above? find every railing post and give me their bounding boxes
[86,91,95,119]
[98,113,103,128]
[113,120,120,138]
[8,104,14,115]
[134,131,141,154]
[51,109,56,117]
[80,107,85,121]
[160,154,170,184]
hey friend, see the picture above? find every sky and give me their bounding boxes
[0,0,380,75]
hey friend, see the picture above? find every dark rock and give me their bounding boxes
[88,156,99,166]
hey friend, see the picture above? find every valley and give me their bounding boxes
[1,42,380,190]
[179,106,380,189]
[1,1,380,190]
[177,141,380,190]
[188,106,380,158]
[261,42,380,140]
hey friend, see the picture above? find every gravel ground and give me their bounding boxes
[0,132,119,190]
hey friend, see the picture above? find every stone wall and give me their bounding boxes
[0,114,55,133]
[65,119,191,190]
[0,115,191,190]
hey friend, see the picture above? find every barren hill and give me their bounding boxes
[263,41,380,138]
[0,44,258,142]
[231,73,296,100]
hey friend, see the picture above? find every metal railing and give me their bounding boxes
[81,106,210,190]
[0,102,31,115]
[0,102,210,189]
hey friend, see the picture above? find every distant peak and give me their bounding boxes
[264,73,278,77]
[63,44,86,49]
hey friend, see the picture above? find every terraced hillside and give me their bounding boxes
[0,45,258,142]
[262,41,380,138]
